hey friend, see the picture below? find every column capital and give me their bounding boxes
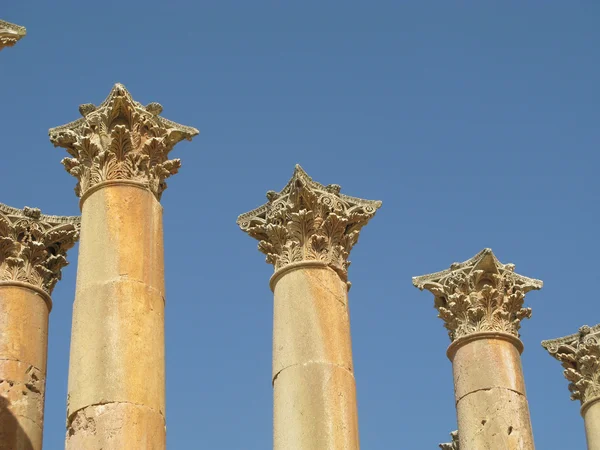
[0,20,26,51]
[49,83,199,201]
[413,248,542,342]
[439,431,459,450]
[0,203,79,299]
[237,165,381,283]
[542,324,600,407]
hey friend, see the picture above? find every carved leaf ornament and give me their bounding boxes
[0,204,79,295]
[237,165,381,283]
[49,84,199,200]
[0,20,26,50]
[543,324,600,405]
[439,431,459,450]
[413,249,542,342]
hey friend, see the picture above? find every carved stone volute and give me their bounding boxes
[0,20,26,51]
[0,203,79,298]
[413,249,543,342]
[49,83,199,201]
[237,165,382,283]
[542,324,600,406]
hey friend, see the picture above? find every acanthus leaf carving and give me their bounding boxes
[0,20,26,51]
[237,165,381,283]
[49,83,199,201]
[413,249,542,342]
[0,204,80,296]
[542,324,600,405]
[439,430,459,450]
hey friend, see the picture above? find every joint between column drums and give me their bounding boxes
[446,331,524,360]
[455,385,526,405]
[0,281,53,312]
[271,361,355,386]
[67,400,166,429]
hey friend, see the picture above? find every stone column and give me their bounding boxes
[413,249,542,450]
[542,324,600,449]
[0,204,79,450]
[237,165,381,450]
[439,431,459,450]
[0,19,26,51]
[49,84,198,449]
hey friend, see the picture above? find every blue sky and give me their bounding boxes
[2,2,599,449]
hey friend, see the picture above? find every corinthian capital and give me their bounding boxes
[413,249,542,342]
[0,203,79,297]
[542,325,600,405]
[237,165,381,283]
[439,431,459,450]
[0,20,26,50]
[49,83,199,200]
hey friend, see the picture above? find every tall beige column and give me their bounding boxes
[413,249,542,450]
[439,430,459,450]
[49,84,198,449]
[237,165,381,450]
[0,19,26,51]
[542,324,600,449]
[0,204,79,450]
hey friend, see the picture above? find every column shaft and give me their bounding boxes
[450,335,534,450]
[66,184,165,449]
[583,400,600,450]
[272,264,359,450]
[0,285,49,450]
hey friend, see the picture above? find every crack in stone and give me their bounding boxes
[311,275,347,309]
[0,358,43,373]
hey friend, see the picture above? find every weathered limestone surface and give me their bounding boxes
[0,20,26,51]
[0,204,79,450]
[542,324,600,449]
[414,249,542,450]
[238,165,381,450]
[272,265,358,449]
[50,84,197,449]
[440,430,459,450]
[584,401,600,450]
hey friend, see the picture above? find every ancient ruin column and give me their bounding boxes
[0,19,26,51]
[439,431,459,450]
[237,165,381,450]
[413,249,542,450]
[542,325,600,449]
[0,204,79,450]
[49,84,198,449]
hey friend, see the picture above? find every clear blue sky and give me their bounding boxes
[2,2,599,449]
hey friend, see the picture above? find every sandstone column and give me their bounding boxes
[439,431,459,450]
[413,249,542,450]
[0,204,79,450]
[49,84,198,449]
[237,165,381,450]
[0,19,26,51]
[542,325,600,449]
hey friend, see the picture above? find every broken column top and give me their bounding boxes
[0,20,26,51]
[237,164,382,283]
[49,83,199,201]
[542,324,600,405]
[0,203,80,299]
[413,248,543,341]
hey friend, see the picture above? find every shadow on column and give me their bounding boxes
[0,395,34,450]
